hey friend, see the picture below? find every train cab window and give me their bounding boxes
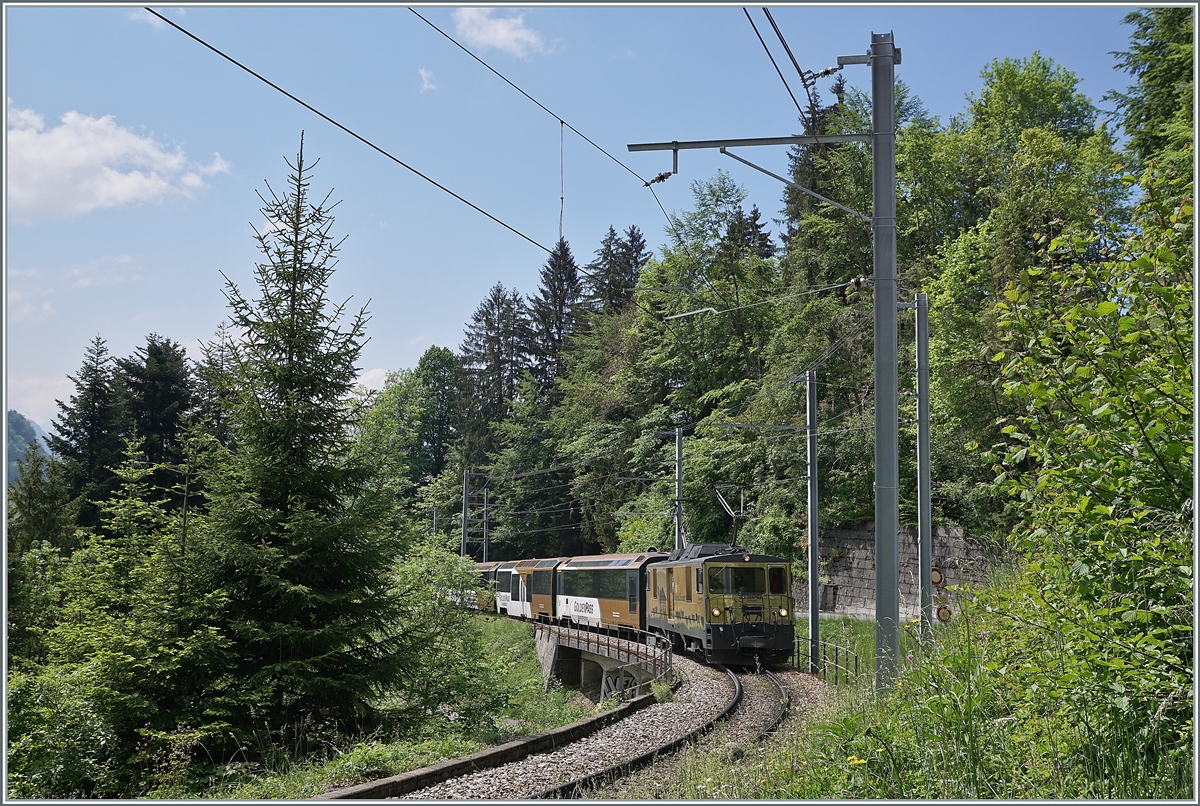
[769,566,787,594]
[731,566,767,594]
[708,566,727,594]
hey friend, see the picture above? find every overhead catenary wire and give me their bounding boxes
[762,6,819,127]
[742,8,804,118]
[405,8,709,357]
[143,7,552,254]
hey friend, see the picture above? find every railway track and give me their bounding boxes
[585,666,792,800]
[387,655,735,800]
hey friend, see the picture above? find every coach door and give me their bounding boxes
[667,568,675,617]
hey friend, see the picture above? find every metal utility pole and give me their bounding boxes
[461,469,470,558]
[840,32,901,689]
[872,30,901,690]
[629,30,902,690]
[806,370,820,674]
[915,292,933,643]
[432,506,439,535]
[674,426,685,552]
[482,488,490,563]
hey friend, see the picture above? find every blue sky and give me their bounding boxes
[5,3,1140,430]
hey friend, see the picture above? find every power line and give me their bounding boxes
[743,8,804,117]
[144,7,553,255]
[405,7,703,358]
[409,7,651,188]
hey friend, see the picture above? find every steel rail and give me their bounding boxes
[526,665,742,800]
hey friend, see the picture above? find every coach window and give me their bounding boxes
[685,566,692,602]
[510,573,521,599]
[696,568,704,594]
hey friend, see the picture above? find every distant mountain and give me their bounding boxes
[7,409,46,485]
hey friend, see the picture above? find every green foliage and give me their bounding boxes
[47,335,129,528]
[6,664,121,798]
[1107,8,1194,180]
[373,545,512,736]
[527,237,585,394]
[986,168,1193,761]
[199,138,407,741]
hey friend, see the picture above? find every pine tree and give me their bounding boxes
[458,283,528,465]
[526,238,583,393]
[47,336,129,528]
[618,224,651,307]
[117,334,192,467]
[1107,7,1194,181]
[201,137,406,736]
[583,226,622,315]
[116,335,193,508]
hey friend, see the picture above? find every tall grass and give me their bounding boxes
[654,589,1193,800]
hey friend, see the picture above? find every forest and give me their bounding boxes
[5,9,1192,798]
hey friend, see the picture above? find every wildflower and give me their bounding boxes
[847,755,867,765]
[906,652,913,660]
[875,748,885,753]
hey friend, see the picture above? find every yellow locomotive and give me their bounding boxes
[645,543,794,665]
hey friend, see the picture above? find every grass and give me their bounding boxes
[646,584,1194,800]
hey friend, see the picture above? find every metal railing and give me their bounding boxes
[534,623,674,693]
[792,637,862,686]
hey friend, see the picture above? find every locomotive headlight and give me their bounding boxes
[779,608,788,618]
[712,608,721,617]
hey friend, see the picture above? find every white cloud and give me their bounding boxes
[453,8,545,59]
[419,68,439,92]
[126,8,186,29]
[358,367,388,390]
[7,290,55,323]
[6,98,231,223]
[65,254,141,289]
[6,374,75,432]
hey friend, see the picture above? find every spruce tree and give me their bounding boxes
[526,237,583,393]
[47,336,128,528]
[201,138,406,736]
[617,224,651,308]
[584,226,623,314]
[458,283,528,465]
[117,334,192,467]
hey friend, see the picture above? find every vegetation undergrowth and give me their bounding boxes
[641,569,1192,800]
[135,615,592,798]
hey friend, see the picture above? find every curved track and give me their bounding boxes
[394,655,737,800]
[583,666,792,800]
[527,664,741,799]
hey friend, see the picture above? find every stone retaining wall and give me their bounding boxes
[792,524,1010,621]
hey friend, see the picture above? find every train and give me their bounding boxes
[472,542,795,666]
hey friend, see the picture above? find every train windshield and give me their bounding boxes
[731,566,767,594]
